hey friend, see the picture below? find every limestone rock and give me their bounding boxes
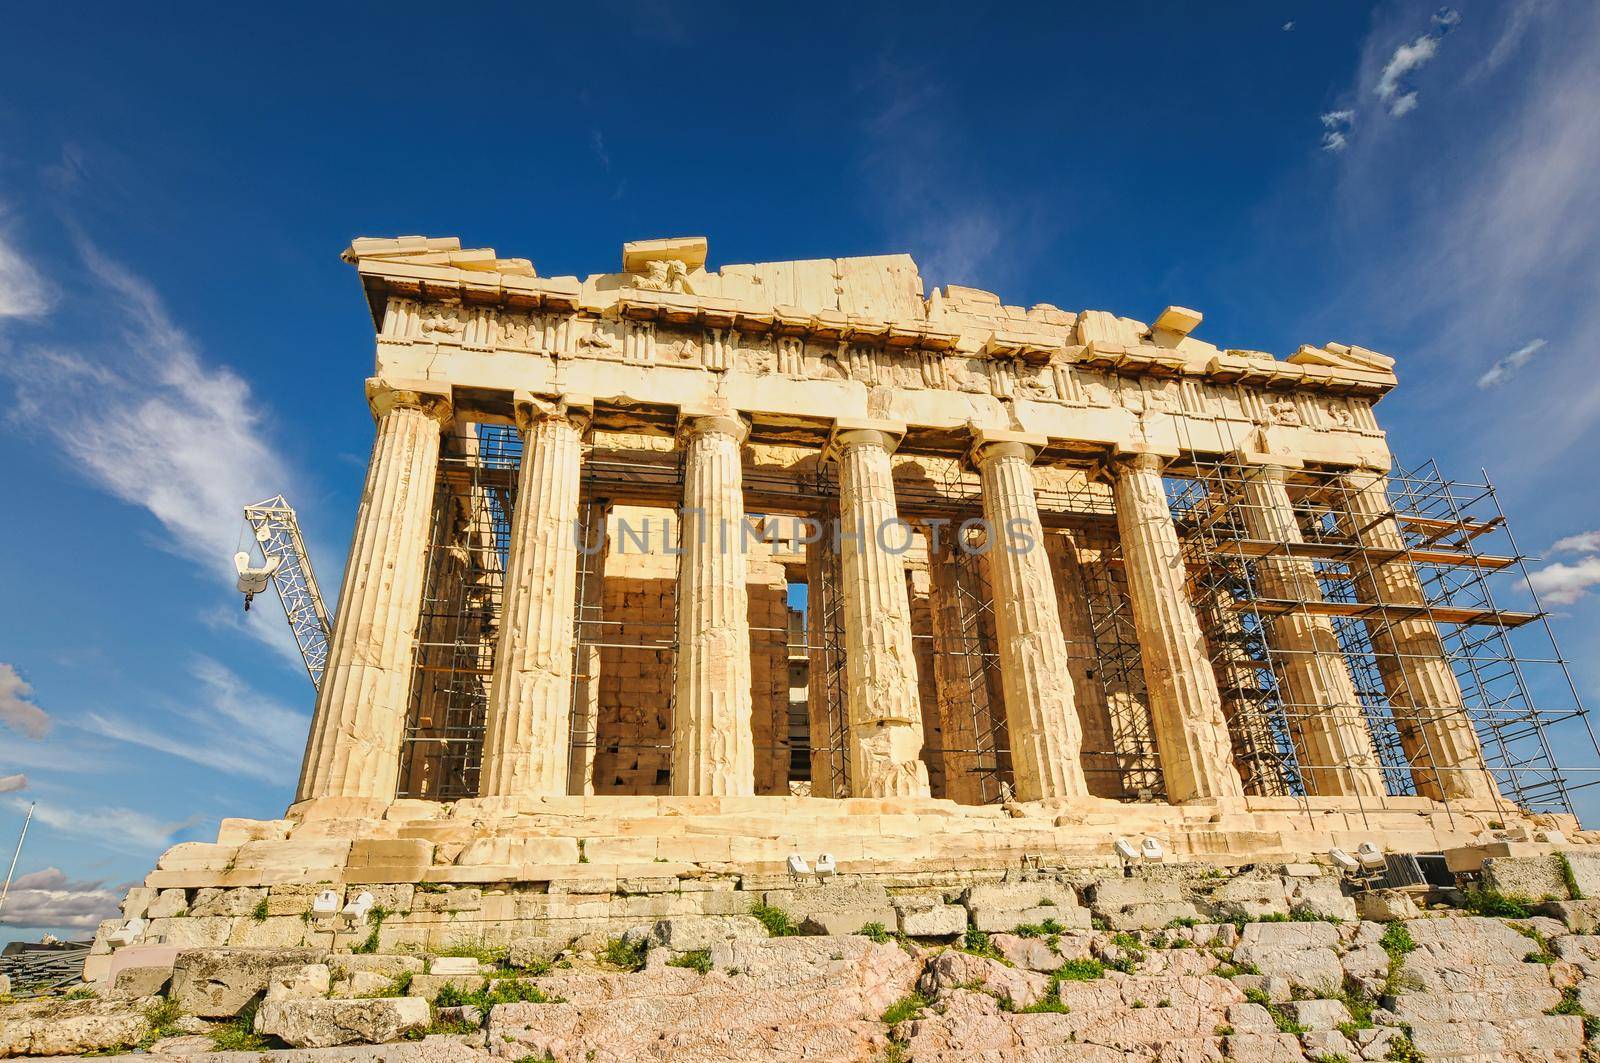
[1085,877,1201,931]
[189,885,267,917]
[110,965,172,998]
[896,901,967,937]
[169,947,320,1017]
[255,995,431,1047]
[640,914,767,951]
[1282,996,1348,1030]
[1209,875,1289,921]
[0,997,149,1057]
[1356,889,1418,922]
[762,881,896,937]
[268,963,332,1000]
[991,932,1069,971]
[919,950,1051,1009]
[964,881,1091,933]
[1233,922,1343,993]
[146,887,188,919]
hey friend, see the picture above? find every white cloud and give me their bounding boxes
[1283,20,1296,31]
[1321,110,1355,152]
[0,866,122,931]
[0,219,53,321]
[0,773,27,793]
[3,243,299,585]
[82,656,307,785]
[1477,338,1547,388]
[3,795,194,855]
[1528,556,1600,605]
[1552,530,1600,554]
[0,663,51,739]
[1375,28,1444,117]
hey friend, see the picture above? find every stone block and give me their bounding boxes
[1565,852,1600,898]
[429,956,481,975]
[1084,877,1202,930]
[1283,997,1349,1030]
[1224,1031,1307,1062]
[1286,876,1356,922]
[1544,899,1600,933]
[326,954,426,981]
[408,973,487,1000]
[1227,1001,1277,1032]
[267,963,331,1001]
[508,935,572,970]
[1485,854,1574,901]
[1210,876,1289,920]
[146,888,188,919]
[170,947,320,1017]
[413,886,481,912]
[1301,1029,1360,1059]
[265,882,339,917]
[190,886,268,917]
[1356,889,1418,922]
[918,950,1050,1009]
[110,965,172,998]
[147,916,234,948]
[120,887,156,920]
[254,996,430,1047]
[642,915,767,951]
[226,915,310,948]
[345,838,434,883]
[896,903,967,937]
[337,970,394,998]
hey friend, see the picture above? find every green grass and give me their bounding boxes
[251,897,270,922]
[1378,921,1419,997]
[1513,923,1558,964]
[880,992,929,1025]
[376,971,415,997]
[1243,988,1307,1035]
[577,838,589,863]
[857,922,892,944]
[1056,958,1106,981]
[750,902,800,937]
[432,939,508,965]
[1384,1034,1424,1062]
[1560,853,1583,899]
[667,949,712,974]
[65,986,97,1000]
[352,905,392,954]
[957,928,1006,961]
[432,978,565,1026]
[1459,885,1534,918]
[600,936,649,971]
[209,1000,270,1052]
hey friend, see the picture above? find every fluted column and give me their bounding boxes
[297,380,451,803]
[972,432,1087,801]
[1340,470,1498,802]
[1111,452,1244,803]
[479,397,590,798]
[829,424,931,798]
[670,412,755,796]
[1239,464,1387,798]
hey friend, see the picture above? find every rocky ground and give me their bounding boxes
[4,872,1599,1061]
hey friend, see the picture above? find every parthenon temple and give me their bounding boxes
[284,234,1573,828]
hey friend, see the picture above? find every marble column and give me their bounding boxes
[670,412,756,796]
[1239,464,1387,798]
[479,398,589,798]
[568,497,611,796]
[1340,470,1499,802]
[297,380,451,803]
[1111,452,1244,803]
[829,424,931,798]
[972,432,1087,801]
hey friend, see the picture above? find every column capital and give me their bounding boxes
[677,408,750,445]
[967,426,1049,468]
[822,417,906,462]
[1109,445,1176,475]
[513,392,594,434]
[365,377,453,424]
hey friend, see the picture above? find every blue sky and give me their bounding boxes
[2,2,1598,938]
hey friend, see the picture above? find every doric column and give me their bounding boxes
[297,379,451,803]
[1110,451,1244,803]
[971,431,1087,801]
[568,497,611,795]
[479,396,590,798]
[1340,470,1499,802]
[827,422,931,798]
[1239,463,1387,798]
[670,411,755,796]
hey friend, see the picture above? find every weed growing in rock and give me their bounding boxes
[667,950,712,974]
[1057,958,1106,981]
[600,937,649,971]
[1384,1033,1424,1062]
[857,922,892,943]
[1378,921,1418,997]
[353,906,392,954]
[1513,923,1558,964]
[434,939,508,965]
[433,978,565,1026]
[1459,885,1534,918]
[378,971,414,997]
[251,897,269,922]
[137,997,183,1048]
[1560,854,1584,900]
[750,902,800,937]
[880,991,929,1025]
[1243,988,1307,1035]
[209,1001,269,1052]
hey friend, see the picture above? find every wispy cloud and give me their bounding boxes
[1283,21,1296,32]
[1553,530,1600,554]
[0,867,122,931]
[0,240,310,664]
[0,663,51,739]
[590,130,611,172]
[0,773,27,793]
[1321,110,1355,152]
[1528,555,1600,606]
[1374,8,1458,118]
[0,217,53,321]
[4,795,196,855]
[1477,337,1546,388]
[82,656,307,784]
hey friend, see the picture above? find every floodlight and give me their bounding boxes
[815,853,837,880]
[1140,838,1165,861]
[1113,838,1139,861]
[786,854,811,880]
[1328,848,1360,872]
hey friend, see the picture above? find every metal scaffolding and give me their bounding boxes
[1167,456,1597,816]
